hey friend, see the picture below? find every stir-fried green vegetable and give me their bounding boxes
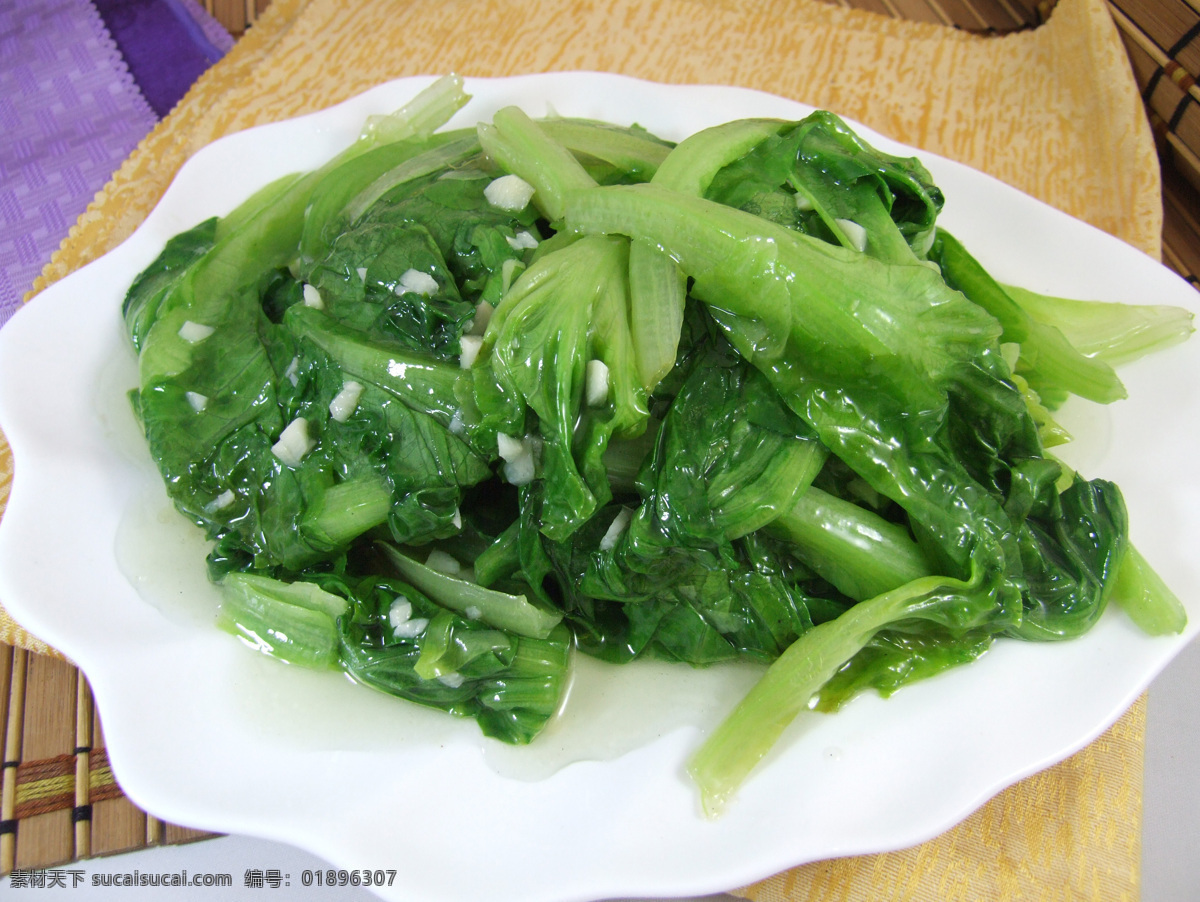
[122,75,1192,804]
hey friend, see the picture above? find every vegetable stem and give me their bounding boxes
[1112,544,1188,635]
[932,230,1126,405]
[217,573,349,669]
[478,107,596,222]
[770,486,936,600]
[378,542,563,639]
[1004,283,1194,368]
[688,572,975,816]
[302,476,393,548]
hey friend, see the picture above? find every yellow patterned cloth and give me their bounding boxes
[0,0,1157,896]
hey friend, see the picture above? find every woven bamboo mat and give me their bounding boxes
[1107,0,1200,291]
[1,0,1195,878]
[0,646,212,873]
[201,0,270,35]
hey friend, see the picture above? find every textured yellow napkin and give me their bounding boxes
[0,0,1157,896]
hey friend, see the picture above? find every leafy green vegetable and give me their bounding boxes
[377,542,563,639]
[218,568,570,744]
[539,315,824,665]
[218,572,349,668]
[478,234,648,538]
[1004,282,1194,369]
[705,111,942,262]
[122,78,1190,797]
[929,230,1127,405]
[1111,544,1189,636]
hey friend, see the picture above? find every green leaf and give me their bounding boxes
[378,542,563,639]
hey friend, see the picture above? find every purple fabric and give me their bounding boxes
[172,0,234,57]
[0,0,232,327]
[92,0,221,117]
[0,0,159,324]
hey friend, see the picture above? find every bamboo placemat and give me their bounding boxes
[0,0,1187,885]
[1162,162,1200,288]
[202,0,270,35]
[0,645,212,873]
[1107,0,1200,183]
[1103,0,1200,290]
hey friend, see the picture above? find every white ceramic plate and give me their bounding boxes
[1,73,1197,902]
